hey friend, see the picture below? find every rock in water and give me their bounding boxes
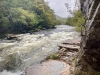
[6,34,17,40]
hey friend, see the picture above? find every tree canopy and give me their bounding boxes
[0,0,57,37]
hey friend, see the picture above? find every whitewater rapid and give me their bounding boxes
[0,25,79,75]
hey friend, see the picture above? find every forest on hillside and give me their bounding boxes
[0,0,84,38]
[0,0,65,37]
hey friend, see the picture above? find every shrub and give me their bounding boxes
[50,54,59,59]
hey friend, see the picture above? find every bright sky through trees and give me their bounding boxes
[44,0,76,18]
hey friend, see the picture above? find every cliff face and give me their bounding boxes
[74,0,100,75]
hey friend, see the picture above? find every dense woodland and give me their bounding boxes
[0,0,65,38]
[0,0,84,38]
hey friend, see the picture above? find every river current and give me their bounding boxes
[0,25,79,75]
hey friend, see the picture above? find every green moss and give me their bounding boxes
[50,54,59,59]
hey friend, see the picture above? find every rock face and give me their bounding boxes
[74,0,100,75]
[26,60,70,75]
[57,38,80,75]
[0,53,22,72]
[58,38,80,51]
[26,38,80,75]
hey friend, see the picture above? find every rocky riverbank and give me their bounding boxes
[26,38,80,75]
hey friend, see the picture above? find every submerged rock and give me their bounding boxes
[0,53,22,72]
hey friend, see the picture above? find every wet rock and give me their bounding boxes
[56,39,81,74]
[26,60,70,75]
[62,38,80,46]
[58,44,80,51]
[25,38,80,75]
[6,34,18,40]
[58,38,80,51]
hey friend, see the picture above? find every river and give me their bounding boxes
[0,25,79,75]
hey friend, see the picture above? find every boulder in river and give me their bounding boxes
[6,34,18,40]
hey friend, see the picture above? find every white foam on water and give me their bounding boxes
[0,70,22,75]
[0,25,80,74]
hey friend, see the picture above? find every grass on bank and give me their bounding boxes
[50,54,59,60]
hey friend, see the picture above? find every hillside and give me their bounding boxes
[55,15,67,24]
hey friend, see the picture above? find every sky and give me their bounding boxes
[44,0,76,18]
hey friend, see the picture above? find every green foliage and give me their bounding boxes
[66,10,85,32]
[50,54,59,59]
[0,0,57,37]
[33,0,57,28]
[0,14,10,37]
[55,15,67,25]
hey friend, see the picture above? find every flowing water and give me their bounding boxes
[0,25,79,75]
